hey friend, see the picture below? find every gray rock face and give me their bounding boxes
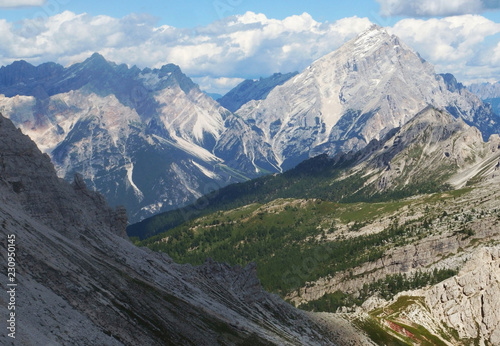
[0,115,126,237]
[236,26,499,170]
[424,246,500,344]
[0,112,345,344]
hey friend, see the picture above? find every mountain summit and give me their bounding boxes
[236,25,499,169]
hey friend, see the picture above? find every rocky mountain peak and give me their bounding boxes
[157,63,198,94]
[71,52,118,79]
[0,60,36,85]
[312,25,403,69]
[83,52,109,66]
[236,25,499,170]
[440,73,465,93]
[385,106,480,156]
[343,24,396,54]
[407,105,466,128]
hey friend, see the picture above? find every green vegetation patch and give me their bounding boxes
[128,150,455,240]
[138,205,429,295]
[352,295,457,346]
[353,316,410,346]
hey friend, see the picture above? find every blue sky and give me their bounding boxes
[2,0,500,93]
[2,0,386,27]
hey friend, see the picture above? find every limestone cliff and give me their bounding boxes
[422,246,500,344]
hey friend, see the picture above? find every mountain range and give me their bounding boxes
[2,23,500,345]
[1,25,499,223]
[0,54,278,222]
[468,81,500,116]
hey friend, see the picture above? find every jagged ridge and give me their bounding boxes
[0,54,278,222]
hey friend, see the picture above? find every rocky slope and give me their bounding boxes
[343,106,500,194]
[283,112,500,343]
[422,245,500,344]
[351,243,500,345]
[0,113,368,345]
[236,26,499,170]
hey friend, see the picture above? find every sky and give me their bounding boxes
[2,0,500,94]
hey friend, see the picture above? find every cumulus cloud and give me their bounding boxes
[0,0,45,8]
[0,11,373,93]
[193,76,245,96]
[377,0,500,17]
[1,10,500,92]
[390,15,500,81]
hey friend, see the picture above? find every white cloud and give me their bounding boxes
[2,10,500,92]
[377,0,500,17]
[391,15,500,61]
[0,11,373,93]
[193,76,245,96]
[0,0,45,8]
[390,15,500,82]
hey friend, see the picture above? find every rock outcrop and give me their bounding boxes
[423,246,500,344]
[356,245,500,345]
[0,115,127,237]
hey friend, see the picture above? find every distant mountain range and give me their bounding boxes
[468,81,500,100]
[468,81,500,116]
[0,54,279,222]
[217,72,298,112]
[1,25,499,223]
